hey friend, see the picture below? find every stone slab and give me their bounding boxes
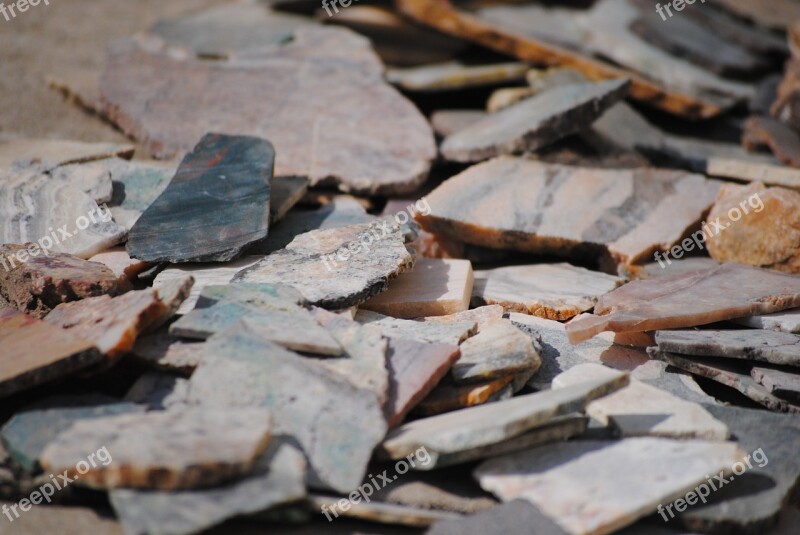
[430,110,487,138]
[124,372,191,411]
[355,309,475,345]
[429,500,569,535]
[311,495,461,527]
[734,308,800,333]
[655,329,800,367]
[414,376,515,416]
[105,158,175,231]
[0,138,133,171]
[386,61,528,92]
[452,320,541,384]
[751,367,800,402]
[88,246,152,285]
[472,263,623,320]
[421,305,505,332]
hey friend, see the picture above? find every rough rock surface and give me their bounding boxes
[355,309,475,345]
[0,138,133,171]
[96,28,436,194]
[452,320,541,384]
[751,367,800,402]
[655,329,800,366]
[127,133,274,263]
[735,308,800,333]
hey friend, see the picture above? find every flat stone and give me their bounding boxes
[188,321,387,493]
[127,133,273,263]
[709,0,800,30]
[0,245,124,318]
[735,308,800,333]
[0,138,133,171]
[385,337,461,428]
[387,61,528,92]
[553,364,730,440]
[355,309,475,345]
[430,110,488,138]
[124,372,191,410]
[40,407,273,490]
[234,221,414,309]
[472,263,623,320]
[44,288,168,358]
[147,275,195,333]
[452,320,541,384]
[310,495,461,527]
[309,308,389,403]
[706,182,800,273]
[51,161,114,203]
[422,305,506,332]
[486,87,536,113]
[429,500,569,535]
[654,329,800,366]
[676,404,800,533]
[104,158,175,231]
[0,309,103,399]
[475,437,746,535]
[249,196,374,255]
[97,29,435,194]
[361,258,473,318]
[743,117,800,168]
[414,376,515,416]
[149,3,316,58]
[751,367,800,402]
[270,176,310,224]
[418,157,721,267]
[88,246,152,285]
[650,349,800,414]
[636,257,721,280]
[441,79,629,163]
[566,263,800,344]
[379,372,628,463]
[683,1,787,55]
[152,256,263,315]
[5,503,123,535]
[111,441,306,535]
[0,397,144,472]
[0,166,127,259]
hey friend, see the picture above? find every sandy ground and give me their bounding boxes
[0,0,234,144]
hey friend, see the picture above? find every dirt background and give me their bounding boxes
[0,0,234,144]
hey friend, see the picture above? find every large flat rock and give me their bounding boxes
[0,138,133,171]
[355,309,475,345]
[0,309,103,399]
[472,263,623,320]
[0,246,124,318]
[735,308,800,333]
[96,28,435,194]
[188,321,387,493]
[380,372,628,463]
[475,437,746,535]
[440,79,629,162]
[110,442,306,535]
[751,367,800,402]
[127,133,273,263]
[452,320,541,384]
[234,221,414,309]
[655,329,800,366]
[417,157,721,267]
[40,407,273,490]
[567,263,800,343]
[553,364,729,440]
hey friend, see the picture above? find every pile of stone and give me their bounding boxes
[2,1,800,534]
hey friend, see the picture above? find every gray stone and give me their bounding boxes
[655,329,800,367]
[735,308,800,334]
[124,373,191,410]
[355,309,475,345]
[234,221,414,309]
[440,79,630,162]
[386,61,528,92]
[105,158,174,231]
[452,320,541,384]
[188,321,387,493]
[130,331,204,375]
[311,495,461,527]
[429,500,570,535]
[0,138,133,172]
[751,367,800,402]
[111,442,306,535]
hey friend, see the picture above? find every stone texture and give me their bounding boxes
[234,221,414,309]
[418,157,721,267]
[385,337,461,428]
[310,495,460,527]
[270,176,310,224]
[124,372,191,410]
[553,364,730,440]
[472,263,623,320]
[735,308,800,333]
[188,321,387,493]
[96,29,435,194]
[452,320,541,384]
[51,161,114,203]
[104,158,175,231]
[0,396,144,472]
[0,138,133,171]
[355,309,475,345]
[440,79,629,162]
[655,329,800,367]
[0,309,103,399]
[709,0,800,30]
[40,407,273,490]
[386,61,528,92]
[751,367,800,402]
[127,133,273,263]
[414,376,515,416]
[44,288,168,358]
[422,305,506,332]
[4,504,124,535]
[380,372,628,462]
[486,87,536,113]
[0,166,127,259]
[429,500,570,535]
[430,110,487,138]
[743,116,800,168]
[88,246,152,285]
[650,349,800,414]
[361,258,473,318]
[706,182,800,273]
[566,264,800,344]
[147,274,194,333]
[0,246,124,318]
[475,438,746,535]
[111,442,306,535]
